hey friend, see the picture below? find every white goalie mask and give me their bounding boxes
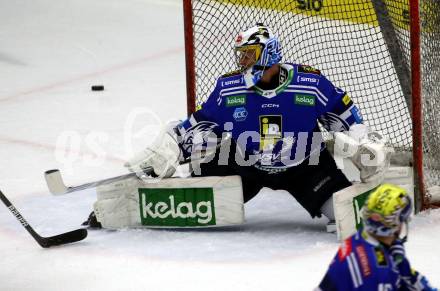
[234,23,282,88]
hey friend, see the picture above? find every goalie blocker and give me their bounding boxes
[93,175,244,229]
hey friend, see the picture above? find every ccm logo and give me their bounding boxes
[262,104,279,108]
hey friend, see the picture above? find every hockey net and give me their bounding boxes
[183,0,440,210]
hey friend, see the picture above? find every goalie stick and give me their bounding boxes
[0,190,87,248]
[45,137,224,195]
[44,167,154,195]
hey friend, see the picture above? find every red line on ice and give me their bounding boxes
[0,47,183,103]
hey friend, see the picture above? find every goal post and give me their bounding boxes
[409,0,424,212]
[182,0,440,211]
[183,1,197,117]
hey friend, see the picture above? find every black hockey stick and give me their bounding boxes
[0,190,87,248]
[44,167,154,195]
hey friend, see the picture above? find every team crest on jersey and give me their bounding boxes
[298,65,321,75]
[259,115,282,151]
[320,112,350,132]
[180,121,218,154]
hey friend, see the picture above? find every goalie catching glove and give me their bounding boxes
[124,121,182,178]
[334,124,393,182]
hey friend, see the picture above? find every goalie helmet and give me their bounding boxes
[234,23,282,88]
[362,183,412,238]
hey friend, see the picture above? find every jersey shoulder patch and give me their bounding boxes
[220,70,242,78]
[298,65,321,75]
[219,71,244,88]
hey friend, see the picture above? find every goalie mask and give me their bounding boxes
[362,184,412,238]
[234,23,282,88]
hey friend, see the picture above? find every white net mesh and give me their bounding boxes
[187,0,439,205]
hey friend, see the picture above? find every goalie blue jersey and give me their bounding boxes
[177,63,363,170]
[317,230,401,291]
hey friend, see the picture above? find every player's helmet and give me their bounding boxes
[234,23,282,87]
[362,184,412,237]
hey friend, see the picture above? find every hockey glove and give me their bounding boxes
[334,124,392,182]
[390,240,438,291]
[124,122,182,178]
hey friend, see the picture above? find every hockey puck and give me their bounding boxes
[91,85,104,91]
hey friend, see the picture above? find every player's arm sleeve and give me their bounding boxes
[173,79,223,159]
[390,241,438,291]
[397,262,437,291]
[316,256,351,291]
[317,75,364,132]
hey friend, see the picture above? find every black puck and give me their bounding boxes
[91,85,104,91]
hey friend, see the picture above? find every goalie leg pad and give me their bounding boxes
[93,175,245,229]
[333,167,414,240]
[93,177,142,229]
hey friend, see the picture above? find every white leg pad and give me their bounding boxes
[93,177,141,229]
[333,166,414,240]
[94,175,245,229]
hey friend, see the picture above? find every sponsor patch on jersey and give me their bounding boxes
[261,103,280,108]
[259,115,282,151]
[221,78,243,87]
[297,75,319,84]
[350,106,364,123]
[295,94,316,106]
[298,65,321,75]
[374,247,388,267]
[342,94,352,105]
[338,238,352,261]
[233,107,248,122]
[355,246,371,277]
[226,95,246,107]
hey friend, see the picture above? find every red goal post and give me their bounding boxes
[409,0,424,212]
[182,0,440,212]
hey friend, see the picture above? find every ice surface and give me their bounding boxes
[0,0,439,290]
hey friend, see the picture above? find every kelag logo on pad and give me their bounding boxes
[138,188,216,226]
[353,186,379,229]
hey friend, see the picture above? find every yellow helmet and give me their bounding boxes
[362,184,412,237]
